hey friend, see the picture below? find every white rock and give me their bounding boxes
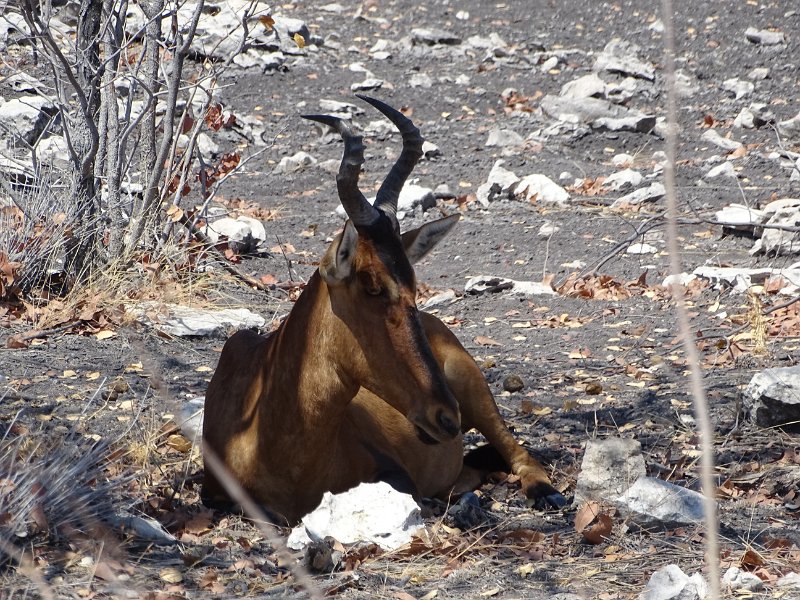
[639,564,709,600]
[594,39,655,81]
[464,276,556,297]
[692,265,778,292]
[0,96,53,140]
[611,182,666,207]
[485,128,524,148]
[777,572,800,589]
[202,216,264,253]
[777,111,800,138]
[3,72,48,95]
[362,119,394,136]
[35,136,69,164]
[235,215,267,249]
[662,273,696,288]
[744,366,800,428]
[422,140,441,159]
[744,27,786,45]
[612,153,634,167]
[674,69,698,97]
[540,55,559,72]
[318,99,362,116]
[287,482,422,551]
[351,78,384,92]
[541,94,630,123]
[397,183,436,212]
[714,204,765,230]
[574,438,646,504]
[722,566,764,592]
[701,129,743,152]
[537,221,560,238]
[604,168,643,191]
[420,289,457,310]
[722,78,755,100]
[335,182,435,218]
[319,3,345,13]
[733,107,756,129]
[747,67,770,80]
[127,302,266,337]
[626,242,657,254]
[514,174,570,206]
[176,397,205,442]
[196,132,219,156]
[617,477,708,528]
[704,162,737,179]
[274,151,317,173]
[109,514,178,546]
[409,72,433,88]
[560,73,607,99]
[476,160,521,206]
[750,199,800,255]
[464,33,508,54]
[605,77,639,103]
[594,114,656,133]
[412,28,461,46]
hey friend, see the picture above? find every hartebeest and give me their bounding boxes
[202,96,565,525]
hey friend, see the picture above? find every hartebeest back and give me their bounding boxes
[202,96,565,525]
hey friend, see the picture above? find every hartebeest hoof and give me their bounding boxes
[526,482,569,510]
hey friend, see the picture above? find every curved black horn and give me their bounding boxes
[356,95,424,219]
[302,113,379,227]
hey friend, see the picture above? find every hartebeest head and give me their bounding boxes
[303,96,461,444]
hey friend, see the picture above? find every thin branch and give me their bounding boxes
[661,2,720,598]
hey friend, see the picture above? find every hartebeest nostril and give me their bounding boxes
[437,410,460,438]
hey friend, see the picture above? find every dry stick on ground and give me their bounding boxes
[202,448,324,600]
[661,2,721,598]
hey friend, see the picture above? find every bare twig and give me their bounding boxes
[661,2,720,598]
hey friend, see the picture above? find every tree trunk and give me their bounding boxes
[126,0,164,253]
[65,0,103,279]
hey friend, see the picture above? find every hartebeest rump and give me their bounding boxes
[201,96,565,525]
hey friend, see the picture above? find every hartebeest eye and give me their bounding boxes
[358,271,384,296]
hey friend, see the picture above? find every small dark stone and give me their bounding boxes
[503,374,525,393]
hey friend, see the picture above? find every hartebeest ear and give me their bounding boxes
[320,220,359,284]
[402,214,460,264]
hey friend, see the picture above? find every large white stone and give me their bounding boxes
[514,174,570,206]
[287,482,422,551]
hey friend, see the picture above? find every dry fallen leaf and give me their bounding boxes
[474,335,502,347]
[166,434,192,453]
[575,501,613,544]
[259,15,275,30]
[159,566,183,583]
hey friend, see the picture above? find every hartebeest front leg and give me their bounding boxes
[419,313,567,509]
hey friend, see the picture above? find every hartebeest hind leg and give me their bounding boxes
[420,312,567,509]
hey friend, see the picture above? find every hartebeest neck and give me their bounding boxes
[260,271,361,434]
